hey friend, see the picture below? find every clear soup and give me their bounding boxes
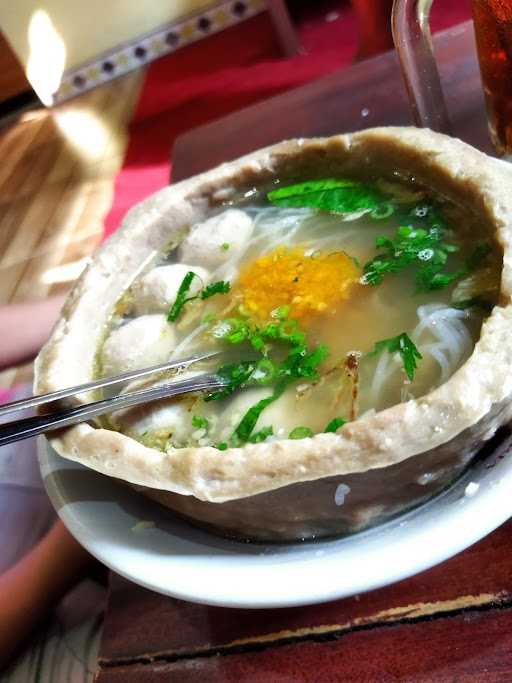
[98,176,501,451]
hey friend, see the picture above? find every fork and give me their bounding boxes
[0,351,227,447]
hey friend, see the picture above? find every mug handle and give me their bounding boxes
[392,0,452,133]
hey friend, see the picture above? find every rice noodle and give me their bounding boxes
[169,323,208,360]
[420,343,451,382]
[413,304,473,373]
[369,347,401,404]
[370,303,476,404]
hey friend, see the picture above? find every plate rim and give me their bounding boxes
[38,437,512,608]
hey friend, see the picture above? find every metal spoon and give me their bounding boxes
[0,351,227,447]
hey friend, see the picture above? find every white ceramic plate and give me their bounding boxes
[39,435,512,609]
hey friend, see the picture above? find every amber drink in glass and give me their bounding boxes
[472,0,512,155]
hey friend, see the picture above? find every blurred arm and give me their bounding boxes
[0,295,66,370]
[0,520,92,667]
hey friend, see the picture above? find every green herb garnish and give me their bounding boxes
[211,314,307,352]
[221,242,230,251]
[231,341,328,442]
[362,225,460,291]
[191,415,209,430]
[363,221,492,294]
[279,342,329,380]
[324,417,347,433]
[260,317,306,347]
[201,303,332,443]
[267,178,385,214]
[234,386,285,443]
[289,426,314,439]
[206,360,257,401]
[249,426,273,443]
[209,309,329,442]
[201,280,231,299]
[168,275,231,322]
[369,332,422,381]
[216,442,228,451]
[167,271,197,321]
[416,242,492,291]
[212,317,251,344]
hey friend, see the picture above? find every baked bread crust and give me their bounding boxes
[35,127,512,503]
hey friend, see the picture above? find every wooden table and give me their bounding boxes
[95,22,512,682]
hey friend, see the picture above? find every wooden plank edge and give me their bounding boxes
[97,590,512,669]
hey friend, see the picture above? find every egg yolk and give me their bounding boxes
[236,246,360,324]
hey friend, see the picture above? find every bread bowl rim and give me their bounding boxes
[34,126,512,503]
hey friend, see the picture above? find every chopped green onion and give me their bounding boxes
[289,426,314,439]
[271,305,290,320]
[192,415,209,430]
[324,417,347,433]
[221,243,230,251]
[201,280,231,299]
[211,317,250,344]
[234,388,284,443]
[206,360,256,401]
[208,311,330,442]
[261,318,306,347]
[249,426,273,443]
[216,442,228,451]
[362,224,460,291]
[251,358,278,385]
[167,271,197,322]
[370,202,394,220]
[168,275,230,322]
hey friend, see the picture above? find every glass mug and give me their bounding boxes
[392,0,512,156]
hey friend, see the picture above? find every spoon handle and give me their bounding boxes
[0,349,221,419]
[0,373,224,447]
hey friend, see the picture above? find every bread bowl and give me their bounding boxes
[35,127,512,541]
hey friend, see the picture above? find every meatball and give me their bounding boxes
[112,397,195,447]
[131,263,209,314]
[178,209,253,271]
[101,314,176,376]
[110,370,207,447]
[217,388,304,441]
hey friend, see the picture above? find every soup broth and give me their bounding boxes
[98,176,500,451]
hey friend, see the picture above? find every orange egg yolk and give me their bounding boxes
[236,246,360,324]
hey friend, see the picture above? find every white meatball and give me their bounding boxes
[218,388,304,441]
[178,209,253,270]
[113,397,194,446]
[131,263,209,314]
[101,314,176,376]
[111,370,206,446]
